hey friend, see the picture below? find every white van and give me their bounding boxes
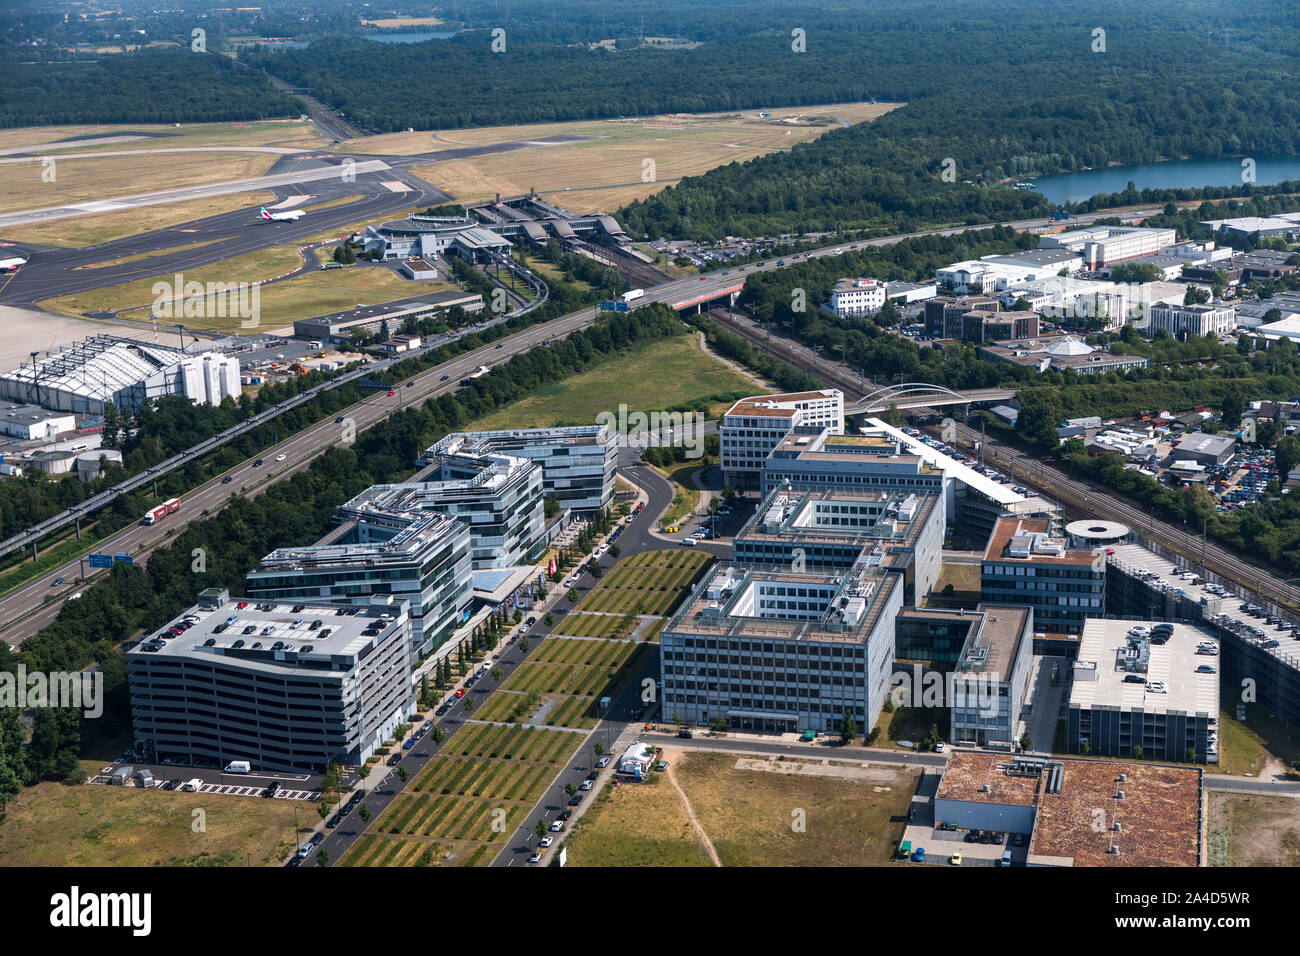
[181,778,203,792]
[680,538,696,547]
[224,760,251,774]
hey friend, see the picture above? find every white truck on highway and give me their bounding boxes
[622,288,645,303]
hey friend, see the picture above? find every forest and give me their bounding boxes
[0,48,301,128]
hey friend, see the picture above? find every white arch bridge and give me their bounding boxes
[844,383,1018,416]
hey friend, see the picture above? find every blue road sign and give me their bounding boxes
[88,553,113,569]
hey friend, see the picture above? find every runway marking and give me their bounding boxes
[380,180,408,192]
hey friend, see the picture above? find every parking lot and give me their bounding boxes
[86,748,330,800]
[1204,447,1278,510]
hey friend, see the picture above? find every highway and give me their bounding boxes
[0,201,1175,643]
[0,313,591,645]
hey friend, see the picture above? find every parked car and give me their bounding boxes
[596,756,610,768]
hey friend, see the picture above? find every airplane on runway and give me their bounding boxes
[259,206,306,222]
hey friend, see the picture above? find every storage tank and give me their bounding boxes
[76,448,123,482]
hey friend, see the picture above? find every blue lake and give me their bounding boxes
[1026,155,1300,205]
[363,31,460,43]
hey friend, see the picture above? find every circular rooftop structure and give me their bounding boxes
[1065,519,1131,546]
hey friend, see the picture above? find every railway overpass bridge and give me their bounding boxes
[844,383,1018,416]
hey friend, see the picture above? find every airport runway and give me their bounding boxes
[0,135,599,312]
[0,162,445,308]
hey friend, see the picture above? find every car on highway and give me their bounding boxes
[254,458,264,466]
[222,476,233,483]
[495,343,504,349]
[454,688,466,698]
[441,375,449,381]
[387,390,396,396]
[335,416,345,423]
[52,577,64,586]
[275,454,286,462]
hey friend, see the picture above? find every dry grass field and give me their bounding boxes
[0,761,308,866]
[1207,791,1300,866]
[379,100,899,214]
[41,245,444,331]
[564,750,918,866]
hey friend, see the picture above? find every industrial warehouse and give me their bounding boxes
[0,335,240,415]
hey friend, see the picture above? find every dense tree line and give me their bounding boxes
[0,48,301,128]
[0,305,686,795]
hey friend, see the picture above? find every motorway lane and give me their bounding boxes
[0,315,590,644]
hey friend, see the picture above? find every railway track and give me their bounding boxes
[708,309,1300,614]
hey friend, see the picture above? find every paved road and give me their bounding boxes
[0,161,444,307]
[0,315,585,644]
[710,302,1300,616]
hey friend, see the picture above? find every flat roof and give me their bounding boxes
[936,750,1040,806]
[956,605,1030,683]
[860,419,1042,508]
[984,517,1095,568]
[1069,618,1220,717]
[666,563,899,646]
[724,390,842,419]
[1107,542,1300,673]
[129,597,406,672]
[737,486,939,553]
[937,750,1202,867]
[1031,759,1201,867]
[0,403,75,425]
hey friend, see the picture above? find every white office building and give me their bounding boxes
[1147,302,1236,339]
[247,511,473,659]
[421,425,617,514]
[720,390,844,487]
[1038,226,1178,269]
[831,278,886,317]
